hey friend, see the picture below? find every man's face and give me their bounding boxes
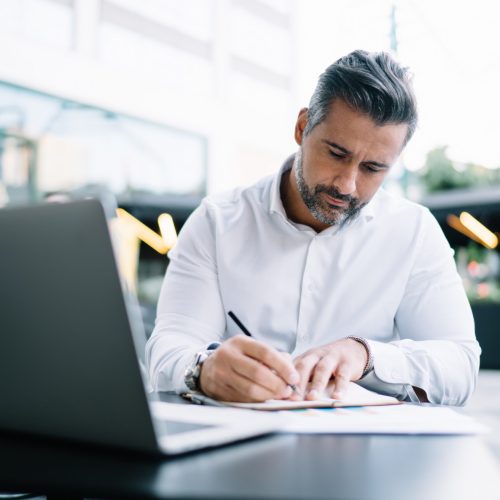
[293,99,409,228]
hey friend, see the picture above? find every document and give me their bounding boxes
[281,404,487,435]
[181,383,486,435]
[182,382,401,410]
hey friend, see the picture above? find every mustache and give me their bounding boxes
[314,185,357,205]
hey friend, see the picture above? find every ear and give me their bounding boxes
[294,108,309,146]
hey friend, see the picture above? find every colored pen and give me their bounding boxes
[227,311,300,396]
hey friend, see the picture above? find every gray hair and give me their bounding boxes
[304,50,418,145]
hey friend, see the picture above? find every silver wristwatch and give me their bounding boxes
[184,342,220,391]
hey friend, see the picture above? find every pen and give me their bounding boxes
[183,392,227,407]
[227,310,300,396]
[228,311,252,337]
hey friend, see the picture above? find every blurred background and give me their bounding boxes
[0,0,499,366]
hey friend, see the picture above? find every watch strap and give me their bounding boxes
[184,342,220,391]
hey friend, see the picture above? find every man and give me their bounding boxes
[146,50,480,405]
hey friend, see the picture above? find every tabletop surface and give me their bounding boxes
[1,376,500,500]
[0,429,499,500]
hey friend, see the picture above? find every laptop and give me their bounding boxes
[0,199,282,455]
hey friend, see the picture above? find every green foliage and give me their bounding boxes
[466,241,485,263]
[419,146,500,193]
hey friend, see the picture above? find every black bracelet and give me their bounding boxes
[346,336,374,378]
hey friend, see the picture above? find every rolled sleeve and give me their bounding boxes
[359,210,481,405]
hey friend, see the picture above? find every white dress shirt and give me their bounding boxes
[146,159,480,405]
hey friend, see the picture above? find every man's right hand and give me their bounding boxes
[198,335,300,402]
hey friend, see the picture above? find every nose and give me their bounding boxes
[334,166,357,195]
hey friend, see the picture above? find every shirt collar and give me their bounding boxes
[269,154,294,217]
[269,153,379,224]
[359,191,377,221]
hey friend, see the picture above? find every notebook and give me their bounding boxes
[0,199,283,455]
[183,381,401,410]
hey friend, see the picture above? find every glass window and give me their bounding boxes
[0,82,207,205]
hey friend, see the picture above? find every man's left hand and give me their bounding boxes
[292,338,368,400]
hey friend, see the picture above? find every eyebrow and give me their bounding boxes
[322,139,390,170]
[322,140,351,155]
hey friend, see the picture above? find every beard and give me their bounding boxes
[294,149,367,228]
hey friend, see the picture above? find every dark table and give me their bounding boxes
[1,396,499,500]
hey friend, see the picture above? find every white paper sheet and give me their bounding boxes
[183,382,400,410]
[222,382,400,410]
[280,404,488,435]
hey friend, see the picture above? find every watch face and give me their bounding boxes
[184,349,215,392]
[185,364,200,391]
[184,355,202,391]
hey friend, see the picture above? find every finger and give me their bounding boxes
[330,363,352,399]
[278,352,302,399]
[231,353,291,398]
[227,369,292,402]
[243,340,299,387]
[293,354,320,400]
[204,358,275,403]
[216,378,263,403]
[306,355,337,400]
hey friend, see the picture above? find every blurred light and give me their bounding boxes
[467,260,480,278]
[446,214,483,246]
[477,282,490,299]
[158,213,178,251]
[109,216,140,293]
[116,208,168,255]
[459,212,498,250]
[158,214,177,251]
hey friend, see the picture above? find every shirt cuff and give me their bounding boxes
[356,340,413,401]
